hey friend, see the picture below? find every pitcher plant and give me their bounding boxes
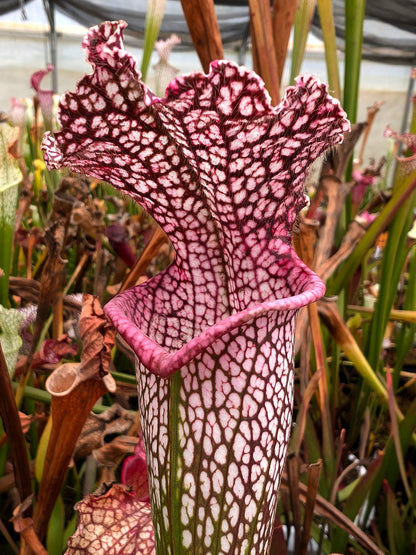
[42,20,349,553]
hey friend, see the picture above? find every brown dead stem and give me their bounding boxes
[24,187,74,384]
[8,277,82,312]
[313,175,352,270]
[280,471,384,555]
[286,454,302,553]
[180,0,224,72]
[119,225,167,293]
[272,0,298,84]
[0,461,35,494]
[356,101,384,168]
[299,461,322,555]
[294,218,319,393]
[295,124,368,354]
[294,218,333,502]
[14,175,34,236]
[318,218,368,282]
[12,496,49,555]
[249,0,280,104]
[0,344,32,516]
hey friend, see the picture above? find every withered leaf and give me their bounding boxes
[79,294,115,381]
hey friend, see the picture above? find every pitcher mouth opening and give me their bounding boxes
[103,258,325,378]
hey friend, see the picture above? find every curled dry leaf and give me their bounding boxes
[79,294,116,383]
[66,483,155,555]
[93,435,138,467]
[75,403,136,460]
[46,294,116,397]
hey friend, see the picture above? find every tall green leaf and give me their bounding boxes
[363,396,416,525]
[316,0,341,99]
[290,0,317,84]
[343,0,366,123]
[328,167,416,295]
[367,107,416,370]
[141,0,167,82]
[394,245,416,387]
[0,123,21,307]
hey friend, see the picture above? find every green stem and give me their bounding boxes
[343,0,366,123]
[290,0,317,84]
[317,0,341,99]
[141,0,167,82]
[169,371,182,553]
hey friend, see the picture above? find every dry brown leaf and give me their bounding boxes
[78,294,115,382]
[75,404,135,460]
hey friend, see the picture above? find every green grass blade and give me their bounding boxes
[394,245,416,386]
[141,0,167,82]
[366,189,416,371]
[316,0,341,99]
[363,396,416,525]
[386,372,412,501]
[343,0,366,123]
[290,0,317,84]
[46,495,65,555]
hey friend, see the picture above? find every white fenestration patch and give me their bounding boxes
[182,530,192,548]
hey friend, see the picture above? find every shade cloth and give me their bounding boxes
[4,0,416,64]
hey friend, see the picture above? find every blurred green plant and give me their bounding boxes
[0,122,21,307]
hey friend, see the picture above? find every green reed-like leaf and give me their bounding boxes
[363,396,416,526]
[367,203,415,370]
[394,245,416,387]
[46,495,65,555]
[290,0,317,85]
[328,167,416,295]
[319,301,389,405]
[385,481,411,555]
[343,0,365,123]
[141,0,167,82]
[331,455,383,552]
[386,372,412,501]
[316,0,341,99]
